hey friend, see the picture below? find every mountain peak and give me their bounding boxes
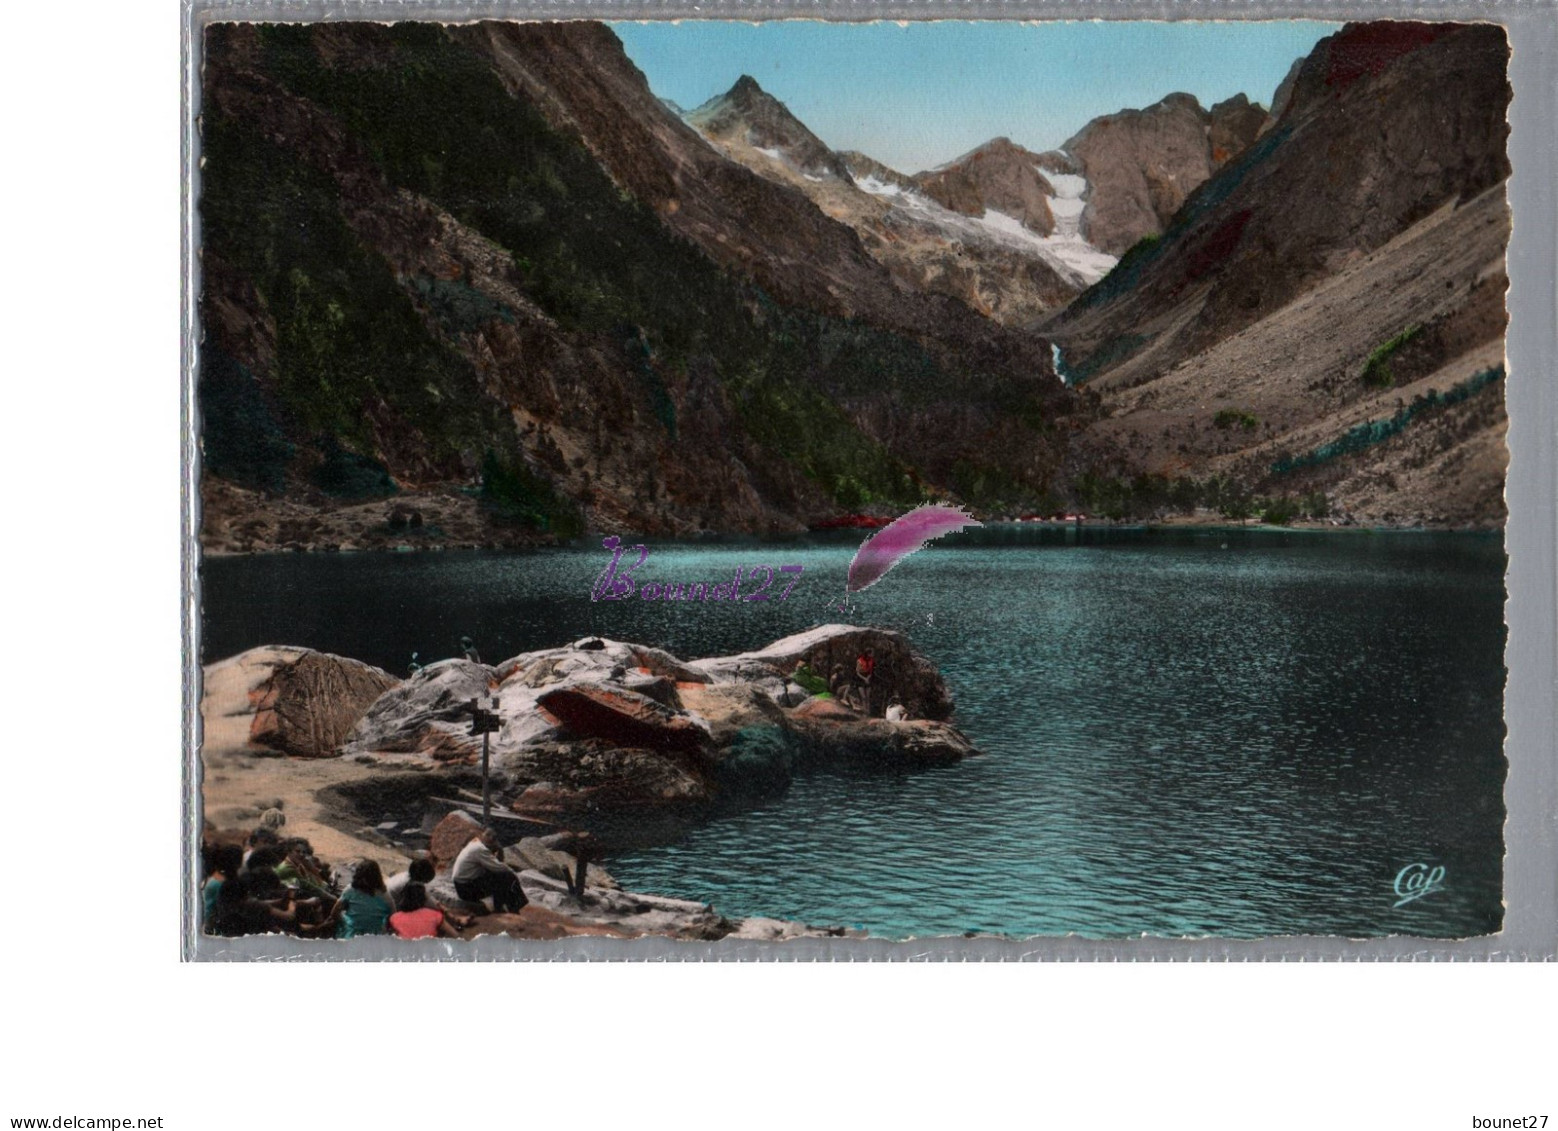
[932,135,1041,172]
[1156,91,1205,115]
[688,73,852,181]
[688,74,781,124]
[911,136,1057,235]
[1060,89,1271,254]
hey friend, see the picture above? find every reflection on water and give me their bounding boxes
[202,527,1506,939]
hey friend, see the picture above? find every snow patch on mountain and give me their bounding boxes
[857,170,1116,287]
[856,175,907,198]
[1043,172,1090,232]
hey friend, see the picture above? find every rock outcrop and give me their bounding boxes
[243,629,972,847]
[689,623,954,722]
[911,137,1056,236]
[690,87,1269,325]
[457,25,1077,501]
[1208,94,1270,169]
[685,88,1111,324]
[340,628,973,824]
[427,809,485,872]
[1061,92,1272,256]
[202,627,971,940]
[202,646,400,758]
[426,809,618,889]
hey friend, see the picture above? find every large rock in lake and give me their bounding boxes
[322,627,972,846]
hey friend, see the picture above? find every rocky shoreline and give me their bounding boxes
[200,479,566,555]
[201,625,977,942]
[201,480,1500,556]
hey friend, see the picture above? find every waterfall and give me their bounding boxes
[1050,341,1074,386]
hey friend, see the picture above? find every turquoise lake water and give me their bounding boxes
[202,527,1507,939]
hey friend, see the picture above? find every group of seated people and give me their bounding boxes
[792,651,906,720]
[202,825,529,941]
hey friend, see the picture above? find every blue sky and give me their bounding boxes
[612,20,1338,174]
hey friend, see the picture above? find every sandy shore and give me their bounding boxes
[201,747,413,877]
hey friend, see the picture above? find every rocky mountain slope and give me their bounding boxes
[680,75,1111,323]
[1059,92,1273,256]
[198,22,1081,550]
[912,137,1057,235]
[685,74,853,181]
[198,20,1511,544]
[1044,22,1510,527]
[679,77,1277,329]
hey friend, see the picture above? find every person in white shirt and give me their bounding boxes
[451,828,528,913]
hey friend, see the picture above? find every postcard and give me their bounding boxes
[190,16,1520,953]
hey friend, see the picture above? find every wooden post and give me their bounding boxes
[572,851,589,897]
[483,696,499,825]
[469,697,501,826]
[481,727,491,826]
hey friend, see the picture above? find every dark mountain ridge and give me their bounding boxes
[197,19,1511,548]
[197,22,1080,550]
[1050,22,1509,376]
[1044,21,1510,527]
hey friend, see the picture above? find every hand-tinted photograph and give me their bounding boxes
[195,18,1510,947]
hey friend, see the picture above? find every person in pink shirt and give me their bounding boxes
[389,883,461,940]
